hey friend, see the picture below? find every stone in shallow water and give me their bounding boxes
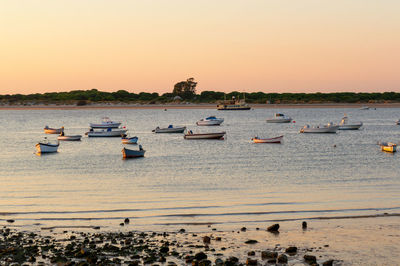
[261,250,278,259]
[267,223,280,232]
[277,254,288,263]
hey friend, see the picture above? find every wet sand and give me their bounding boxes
[1,102,400,110]
[1,216,399,265]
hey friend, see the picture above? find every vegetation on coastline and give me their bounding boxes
[1,80,400,106]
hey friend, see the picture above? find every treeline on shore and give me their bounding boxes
[1,89,400,105]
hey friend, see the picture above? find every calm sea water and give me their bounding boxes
[0,107,399,232]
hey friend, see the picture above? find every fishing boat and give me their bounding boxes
[57,133,82,141]
[89,117,121,128]
[360,106,370,110]
[396,120,400,125]
[300,123,339,133]
[266,113,292,123]
[152,125,186,133]
[36,138,59,153]
[380,142,397,153]
[44,126,64,134]
[85,127,127,137]
[217,95,251,110]
[338,115,363,130]
[122,145,145,158]
[251,135,283,143]
[184,130,225,140]
[196,116,224,126]
[121,135,138,144]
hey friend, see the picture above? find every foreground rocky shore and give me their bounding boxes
[0,221,338,265]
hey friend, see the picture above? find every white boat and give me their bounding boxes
[89,117,121,128]
[360,106,370,110]
[196,116,224,126]
[36,138,59,153]
[85,127,127,137]
[266,113,292,123]
[44,126,64,134]
[152,125,186,133]
[122,145,145,158]
[251,135,283,143]
[300,122,339,133]
[217,95,251,110]
[338,115,363,130]
[184,130,225,139]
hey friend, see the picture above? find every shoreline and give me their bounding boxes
[1,102,400,110]
[1,216,399,265]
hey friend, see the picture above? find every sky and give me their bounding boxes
[0,0,399,94]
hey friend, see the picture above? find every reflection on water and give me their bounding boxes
[0,107,399,231]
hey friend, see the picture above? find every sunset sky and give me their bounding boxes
[0,0,399,94]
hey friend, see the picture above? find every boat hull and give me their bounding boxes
[122,137,138,144]
[153,127,186,133]
[86,129,127,137]
[36,143,59,153]
[57,135,82,141]
[300,126,339,133]
[89,122,121,128]
[339,124,362,130]
[266,119,292,123]
[381,145,396,153]
[122,147,145,158]
[184,132,225,139]
[196,120,223,126]
[217,106,251,110]
[252,136,283,143]
[44,128,64,134]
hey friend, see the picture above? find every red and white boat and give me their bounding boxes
[251,135,283,143]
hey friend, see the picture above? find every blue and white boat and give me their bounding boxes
[196,116,224,126]
[153,125,186,133]
[121,135,138,144]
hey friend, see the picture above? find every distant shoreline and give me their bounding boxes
[1,102,400,110]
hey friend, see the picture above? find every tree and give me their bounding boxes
[173,78,197,99]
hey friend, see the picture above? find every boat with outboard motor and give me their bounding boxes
[300,123,339,133]
[89,117,121,129]
[184,130,225,140]
[44,126,64,134]
[152,125,186,133]
[86,127,127,137]
[266,113,292,123]
[338,115,362,130]
[196,116,224,126]
[122,145,145,158]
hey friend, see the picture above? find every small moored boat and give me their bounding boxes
[121,135,138,144]
[152,125,186,133]
[44,126,64,134]
[196,116,224,126]
[86,127,128,137]
[266,113,292,123]
[184,130,226,140]
[338,115,362,130]
[57,131,82,141]
[251,135,283,143]
[380,142,397,153]
[396,120,400,125]
[89,117,121,129]
[122,145,145,158]
[36,138,59,153]
[300,123,339,133]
